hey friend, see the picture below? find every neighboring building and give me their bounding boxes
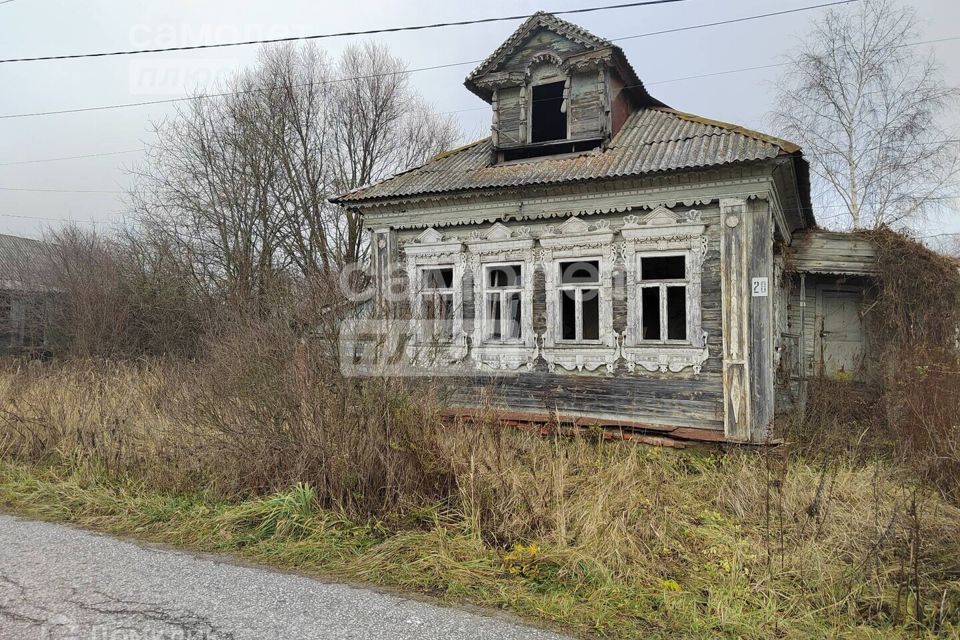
[0,233,54,355]
[332,12,873,443]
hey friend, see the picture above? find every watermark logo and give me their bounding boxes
[129,59,235,96]
[126,22,297,96]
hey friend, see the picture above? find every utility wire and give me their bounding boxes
[0,60,482,120]
[0,1,865,121]
[0,186,123,194]
[0,0,691,64]
[611,1,857,42]
[0,149,143,166]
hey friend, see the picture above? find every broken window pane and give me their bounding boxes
[423,293,454,341]
[582,290,599,341]
[506,292,522,340]
[560,260,599,285]
[422,267,453,289]
[641,256,685,280]
[561,289,576,340]
[666,286,687,340]
[531,81,566,143]
[486,292,502,340]
[487,264,522,288]
[641,287,661,340]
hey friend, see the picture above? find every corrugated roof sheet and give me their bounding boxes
[334,108,798,204]
[0,234,52,291]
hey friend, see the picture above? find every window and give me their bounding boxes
[484,264,523,342]
[558,260,601,342]
[420,267,455,342]
[530,81,566,143]
[639,255,687,342]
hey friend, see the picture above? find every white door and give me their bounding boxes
[817,288,864,379]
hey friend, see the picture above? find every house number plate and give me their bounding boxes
[751,277,769,297]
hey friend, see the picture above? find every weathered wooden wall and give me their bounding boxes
[393,207,726,431]
[748,198,775,439]
[781,273,873,381]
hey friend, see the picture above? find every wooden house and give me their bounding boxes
[0,234,53,355]
[332,12,876,443]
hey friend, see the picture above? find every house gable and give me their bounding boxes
[464,12,663,158]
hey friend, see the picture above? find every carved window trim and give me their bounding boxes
[402,227,468,364]
[621,207,710,374]
[466,223,538,371]
[539,217,619,373]
[480,262,526,345]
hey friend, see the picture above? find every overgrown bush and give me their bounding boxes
[2,358,960,637]
[788,228,960,503]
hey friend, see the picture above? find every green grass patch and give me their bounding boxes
[1,460,951,639]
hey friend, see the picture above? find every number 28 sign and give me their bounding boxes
[751,277,769,297]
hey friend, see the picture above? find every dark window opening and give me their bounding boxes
[641,256,685,280]
[531,81,566,143]
[500,138,600,162]
[560,260,599,285]
[507,292,522,340]
[488,264,522,288]
[666,286,687,340]
[486,293,502,340]
[561,290,576,340]
[582,294,599,341]
[423,267,453,289]
[641,287,660,340]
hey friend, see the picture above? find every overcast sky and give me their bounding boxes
[1,0,958,242]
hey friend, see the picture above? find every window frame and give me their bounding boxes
[401,227,468,366]
[556,258,603,345]
[418,265,456,344]
[636,252,691,345]
[523,61,569,145]
[481,262,525,345]
[465,223,538,371]
[528,79,569,144]
[619,207,710,375]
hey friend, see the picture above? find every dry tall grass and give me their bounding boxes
[1,355,958,638]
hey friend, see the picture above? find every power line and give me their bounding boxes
[611,1,858,42]
[0,1,863,122]
[0,212,102,224]
[0,186,123,194]
[0,60,483,120]
[0,0,691,64]
[0,149,143,166]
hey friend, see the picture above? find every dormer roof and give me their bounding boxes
[463,11,662,107]
[467,12,611,82]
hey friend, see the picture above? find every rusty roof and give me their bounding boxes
[333,107,800,205]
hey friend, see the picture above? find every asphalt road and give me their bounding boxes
[0,514,569,639]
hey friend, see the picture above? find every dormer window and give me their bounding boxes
[530,81,566,143]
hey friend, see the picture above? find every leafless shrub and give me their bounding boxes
[40,226,206,358]
[789,229,960,503]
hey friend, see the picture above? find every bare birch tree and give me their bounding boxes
[771,0,959,229]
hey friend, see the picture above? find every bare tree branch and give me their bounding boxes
[771,0,960,230]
